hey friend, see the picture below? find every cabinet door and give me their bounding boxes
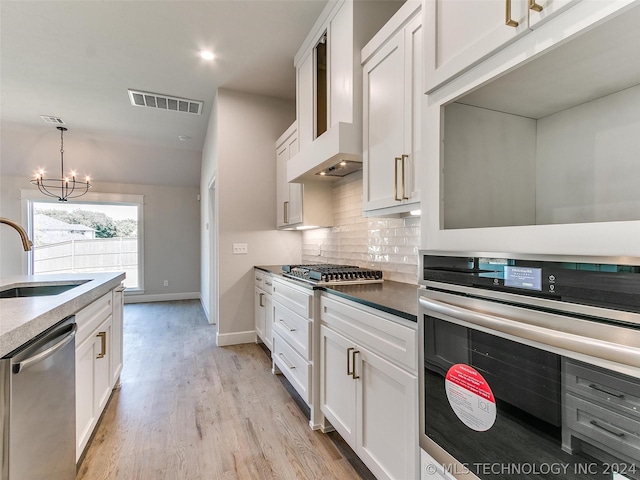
[111,286,124,385]
[356,346,418,480]
[94,316,113,414]
[255,287,266,343]
[286,134,303,225]
[75,335,97,460]
[363,28,406,211]
[528,0,582,29]
[320,325,357,447]
[276,144,289,228]
[424,0,528,93]
[264,292,273,351]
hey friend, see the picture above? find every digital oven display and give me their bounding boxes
[503,266,542,291]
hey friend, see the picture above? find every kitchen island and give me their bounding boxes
[0,272,125,357]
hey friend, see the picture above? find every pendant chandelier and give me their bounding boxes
[31,126,91,202]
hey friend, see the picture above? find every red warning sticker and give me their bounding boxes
[445,364,496,432]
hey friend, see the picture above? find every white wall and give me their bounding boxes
[0,176,200,300]
[200,89,301,345]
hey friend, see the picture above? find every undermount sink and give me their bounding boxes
[0,281,89,299]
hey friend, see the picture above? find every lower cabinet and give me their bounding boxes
[254,269,274,350]
[75,286,124,461]
[320,294,418,480]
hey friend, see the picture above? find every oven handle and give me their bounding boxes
[419,296,640,370]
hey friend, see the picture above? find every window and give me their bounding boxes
[22,191,144,291]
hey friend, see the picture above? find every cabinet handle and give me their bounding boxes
[347,347,355,376]
[589,420,625,438]
[265,281,272,287]
[278,352,296,370]
[588,383,624,399]
[505,0,519,27]
[351,349,360,379]
[259,292,265,307]
[284,201,289,224]
[401,154,409,200]
[278,319,296,332]
[394,157,402,201]
[96,331,107,359]
[529,0,543,12]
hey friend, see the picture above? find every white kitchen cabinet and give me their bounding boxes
[276,123,333,229]
[271,277,323,428]
[423,0,581,93]
[288,0,403,182]
[362,2,421,216]
[421,0,640,257]
[254,269,273,350]
[75,287,124,461]
[111,284,124,386]
[320,294,418,480]
[276,124,303,228]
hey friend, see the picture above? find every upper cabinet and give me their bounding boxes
[287,0,403,183]
[276,123,334,230]
[421,0,640,257]
[361,1,422,217]
[424,0,582,93]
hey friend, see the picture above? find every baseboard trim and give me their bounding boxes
[124,292,200,304]
[216,330,256,346]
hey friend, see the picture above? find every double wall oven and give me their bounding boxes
[418,252,640,480]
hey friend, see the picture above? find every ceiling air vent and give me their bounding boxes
[40,115,66,125]
[127,89,203,115]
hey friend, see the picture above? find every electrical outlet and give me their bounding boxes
[163,280,169,287]
[232,243,248,254]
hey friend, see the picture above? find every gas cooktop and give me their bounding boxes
[282,264,383,286]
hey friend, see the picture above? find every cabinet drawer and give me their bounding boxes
[254,269,265,289]
[565,393,640,462]
[262,275,274,295]
[273,302,311,360]
[564,360,640,419]
[273,278,313,319]
[321,295,417,372]
[76,292,112,345]
[273,331,311,404]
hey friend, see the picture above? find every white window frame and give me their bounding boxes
[20,189,145,293]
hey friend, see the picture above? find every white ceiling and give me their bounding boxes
[0,0,327,185]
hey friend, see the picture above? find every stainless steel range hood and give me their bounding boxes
[287,122,362,182]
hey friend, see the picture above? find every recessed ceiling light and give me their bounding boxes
[199,50,215,61]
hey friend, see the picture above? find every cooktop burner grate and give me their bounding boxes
[282,264,383,285]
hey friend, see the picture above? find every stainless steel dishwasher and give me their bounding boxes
[1,316,77,480]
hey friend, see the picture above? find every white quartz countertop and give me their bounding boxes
[0,272,125,357]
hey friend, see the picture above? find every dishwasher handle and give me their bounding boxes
[12,323,77,375]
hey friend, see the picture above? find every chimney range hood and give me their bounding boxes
[287,122,362,182]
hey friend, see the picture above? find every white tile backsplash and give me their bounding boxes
[301,171,420,284]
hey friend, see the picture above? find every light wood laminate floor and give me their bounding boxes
[76,300,364,480]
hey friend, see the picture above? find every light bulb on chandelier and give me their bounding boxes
[31,126,92,201]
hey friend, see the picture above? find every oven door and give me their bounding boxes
[418,287,640,480]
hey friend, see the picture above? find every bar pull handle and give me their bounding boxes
[96,331,107,359]
[589,383,624,399]
[278,319,296,332]
[351,349,360,379]
[265,280,272,287]
[394,157,402,201]
[278,352,296,370]
[347,347,354,376]
[401,154,409,200]
[505,0,519,27]
[529,0,543,12]
[284,201,289,224]
[589,420,625,438]
[259,292,265,307]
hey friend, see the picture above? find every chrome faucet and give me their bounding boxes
[0,217,33,251]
